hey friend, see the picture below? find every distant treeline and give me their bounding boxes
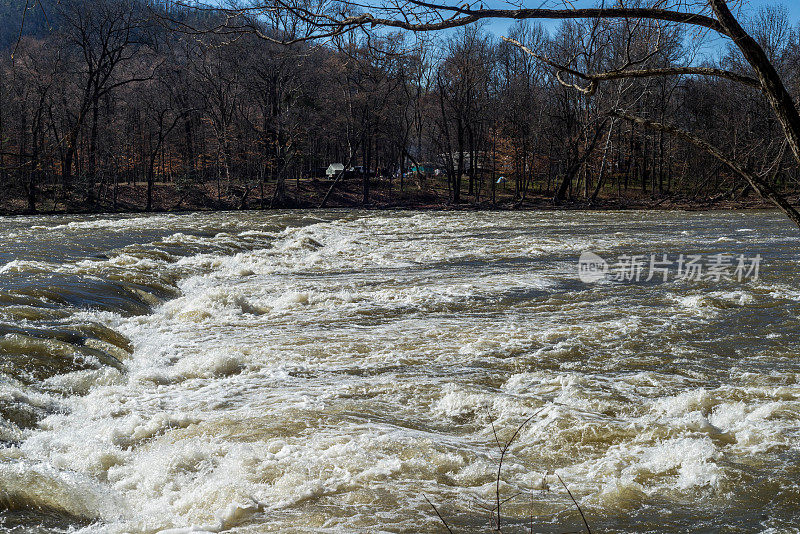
[0,0,799,212]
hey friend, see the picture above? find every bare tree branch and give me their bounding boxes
[610,108,800,228]
[502,37,761,93]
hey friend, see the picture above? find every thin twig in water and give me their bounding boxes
[488,407,543,532]
[557,474,592,534]
[423,494,454,534]
[529,491,535,534]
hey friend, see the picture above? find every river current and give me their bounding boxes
[0,210,798,533]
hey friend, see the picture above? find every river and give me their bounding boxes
[0,210,798,533]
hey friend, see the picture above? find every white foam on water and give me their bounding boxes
[0,260,59,274]
[0,458,124,520]
[29,215,182,233]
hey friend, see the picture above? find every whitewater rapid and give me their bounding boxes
[0,210,798,532]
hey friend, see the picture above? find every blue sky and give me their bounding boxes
[478,0,800,53]
[492,1,799,33]
[750,0,800,20]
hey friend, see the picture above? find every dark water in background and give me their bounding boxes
[0,210,798,533]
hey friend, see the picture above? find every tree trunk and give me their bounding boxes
[709,0,800,168]
[87,98,99,206]
[454,119,465,204]
[147,150,157,211]
[62,126,81,195]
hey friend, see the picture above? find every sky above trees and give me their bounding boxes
[457,0,799,57]
[742,0,798,19]
[475,0,800,37]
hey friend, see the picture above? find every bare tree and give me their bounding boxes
[2,0,799,217]
[54,0,152,201]
[224,0,800,226]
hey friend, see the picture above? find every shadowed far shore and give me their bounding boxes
[0,177,792,216]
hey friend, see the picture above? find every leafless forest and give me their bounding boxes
[1,0,799,214]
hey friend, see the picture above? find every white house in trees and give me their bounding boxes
[326,163,345,177]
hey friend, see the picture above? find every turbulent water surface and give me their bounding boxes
[0,210,798,533]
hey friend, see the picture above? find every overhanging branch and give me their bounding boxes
[358,6,728,37]
[502,37,762,95]
[610,109,800,229]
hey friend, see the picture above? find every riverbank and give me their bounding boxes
[0,177,789,215]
